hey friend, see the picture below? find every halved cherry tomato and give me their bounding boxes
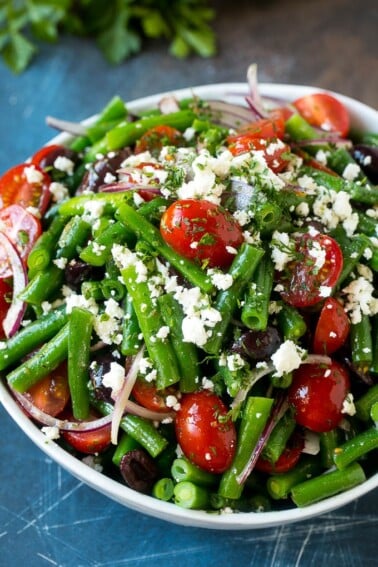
[293,93,350,137]
[295,149,339,176]
[0,205,42,278]
[313,297,350,355]
[228,137,291,173]
[175,391,237,474]
[61,410,112,454]
[255,432,304,474]
[0,163,51,213]
[278,232,343,308]
[288,360,350,433]
[132,378,175,413]
[228,109,286,143]
[26,363,70,417]
[160,199,244,269]
[0,279,12,339]
[135,125,184,155]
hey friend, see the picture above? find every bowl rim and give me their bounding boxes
[1,82,377,530]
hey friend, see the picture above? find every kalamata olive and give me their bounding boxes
[89,350,118,401]
[64,260,98,289]
[39,147,79,170]
[76,147,131,194]
[120,449,158,493]
[231,327,282,361]
[350,144,378,184]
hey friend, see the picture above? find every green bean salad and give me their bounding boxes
[0,76,377,514]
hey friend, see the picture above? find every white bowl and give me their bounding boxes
[1,83,377,529]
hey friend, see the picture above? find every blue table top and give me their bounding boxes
[1,1,377,565]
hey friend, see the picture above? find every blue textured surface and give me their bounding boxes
[1,1,377,565]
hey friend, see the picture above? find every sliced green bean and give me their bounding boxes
[80,220,136,266]
[277,304,307,341]
[350,314,373,370]
[7,323,69,392]
[112,432,140,466]
[266,456,323,500]
[19,264,64,306]
[0,306,68,371]
[171,458,218,487]
[355,384,378,422]
[261,411,296,464]
[290,462,366,507]
[56,215,91,260]
[241,253,273,331]
[121,294,142,356]
[219,396,274,500]
[204,244,265,354]
[59,191,133,218]
[173,481,210,510]
[68,307,93,420]
[27,215,67,278]
[152,478,175,501]
[334,427,378,470]
[320,429,341,468]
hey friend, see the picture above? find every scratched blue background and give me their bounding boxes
[1,1,377,565]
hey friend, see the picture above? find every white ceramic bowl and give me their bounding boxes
[1,83,377,530]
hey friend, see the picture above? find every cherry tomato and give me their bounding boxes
[0,163,51,213]
[175,391,237,474]
[228,110,286,142]
[135,125,184,155]
[132,379,175,413]
[121,161,163,201]
[228,137,291,173]
[25,363,70,417]
[0,205,42,278]
[295,149,339,176]
[0,279,12,339]
[313,297,350,355]
[255,432,304,474]
[62,410,112,454]
[288,361,350,433]
[160,199,244,269]
[278,232,343,308]
[293,93,350,137]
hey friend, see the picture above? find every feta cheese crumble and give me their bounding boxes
[271,340,306,377]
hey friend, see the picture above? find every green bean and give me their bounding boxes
[327,147,366,181]
[285,113,320,146]
[277,304,307,341]
[56,215,91,260]
[266,456,322,500]
[27,215,67,278]
[371,316,378,374]
[219,396,274,500]
[152,478,175,501]
[7,323,69,392]
[112,432,140,466]
[204,244,265,355]
[158,294,199,393]
[320,429,341,468]
[121,263,181,389]
[92,399,168,457]
[254,201,283,235]
[101,278,125,301]
[0,306,68,371]
[290,462,366,507]
[331,228,372,286]
[370,402,378,422]
[270,372,293,389]
[355,384,378,422]
[120,294,142,356]
[80,221,136,266]
[334,427,378,470]
[68,307,93,420]
[116,203,213,293]
[19,265,64,306]
[306,167,378,205]
[173,481,210,510]
[357,211,378,236]
[59,191,133,218]
[261,411,296,464]
[81,281,104,301]
[361,133,378,147]
[369,247,378,273]
[241,253,273,331]
[350,315,373,370]
[171,458,218,487]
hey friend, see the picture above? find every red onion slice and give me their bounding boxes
[206,100,256,129]
[46,116,87,136]
[99,182,161,194]
[246,63,268,119]
[159,95,180,114]
[0,232,27,338]
[111,347,145,444]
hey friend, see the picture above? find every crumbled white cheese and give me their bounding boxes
[49,181,69,202]
[295,202,310,217]
[102,362,125,398]
[271,340,306,377]
[302,431,320,455]
[342,163,360,181]
[53,257,68,270]
[54,156,75,175]
[83,200,105,220]
[24,165,44,184]
[207,268,233,290]
[226,353,246,372]
[341,393,356,416]
[41,426,60,441]
[82,455,103,473]
[165,395,181,411]
[342,277,378,324]
[271,231,295,271]
[112,244,148,283]
[156,326,170,340]
[319,286,332,297]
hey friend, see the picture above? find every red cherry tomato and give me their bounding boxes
[25,363,70,417]
[132,379,175,413]
[228,137,291,173]
[293,93,350,137]
[278,232,343,308]
[0,205,42,278]
[160,199,244,269]
[255,432,304,474]
[135,125,184,155]
[313,297,350,355]
[0,279,12,339]
[175,391,237,474]
[288,361,350,433]
[0,163,51,213]
[228,110,286,142]
[62,411,112,454]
